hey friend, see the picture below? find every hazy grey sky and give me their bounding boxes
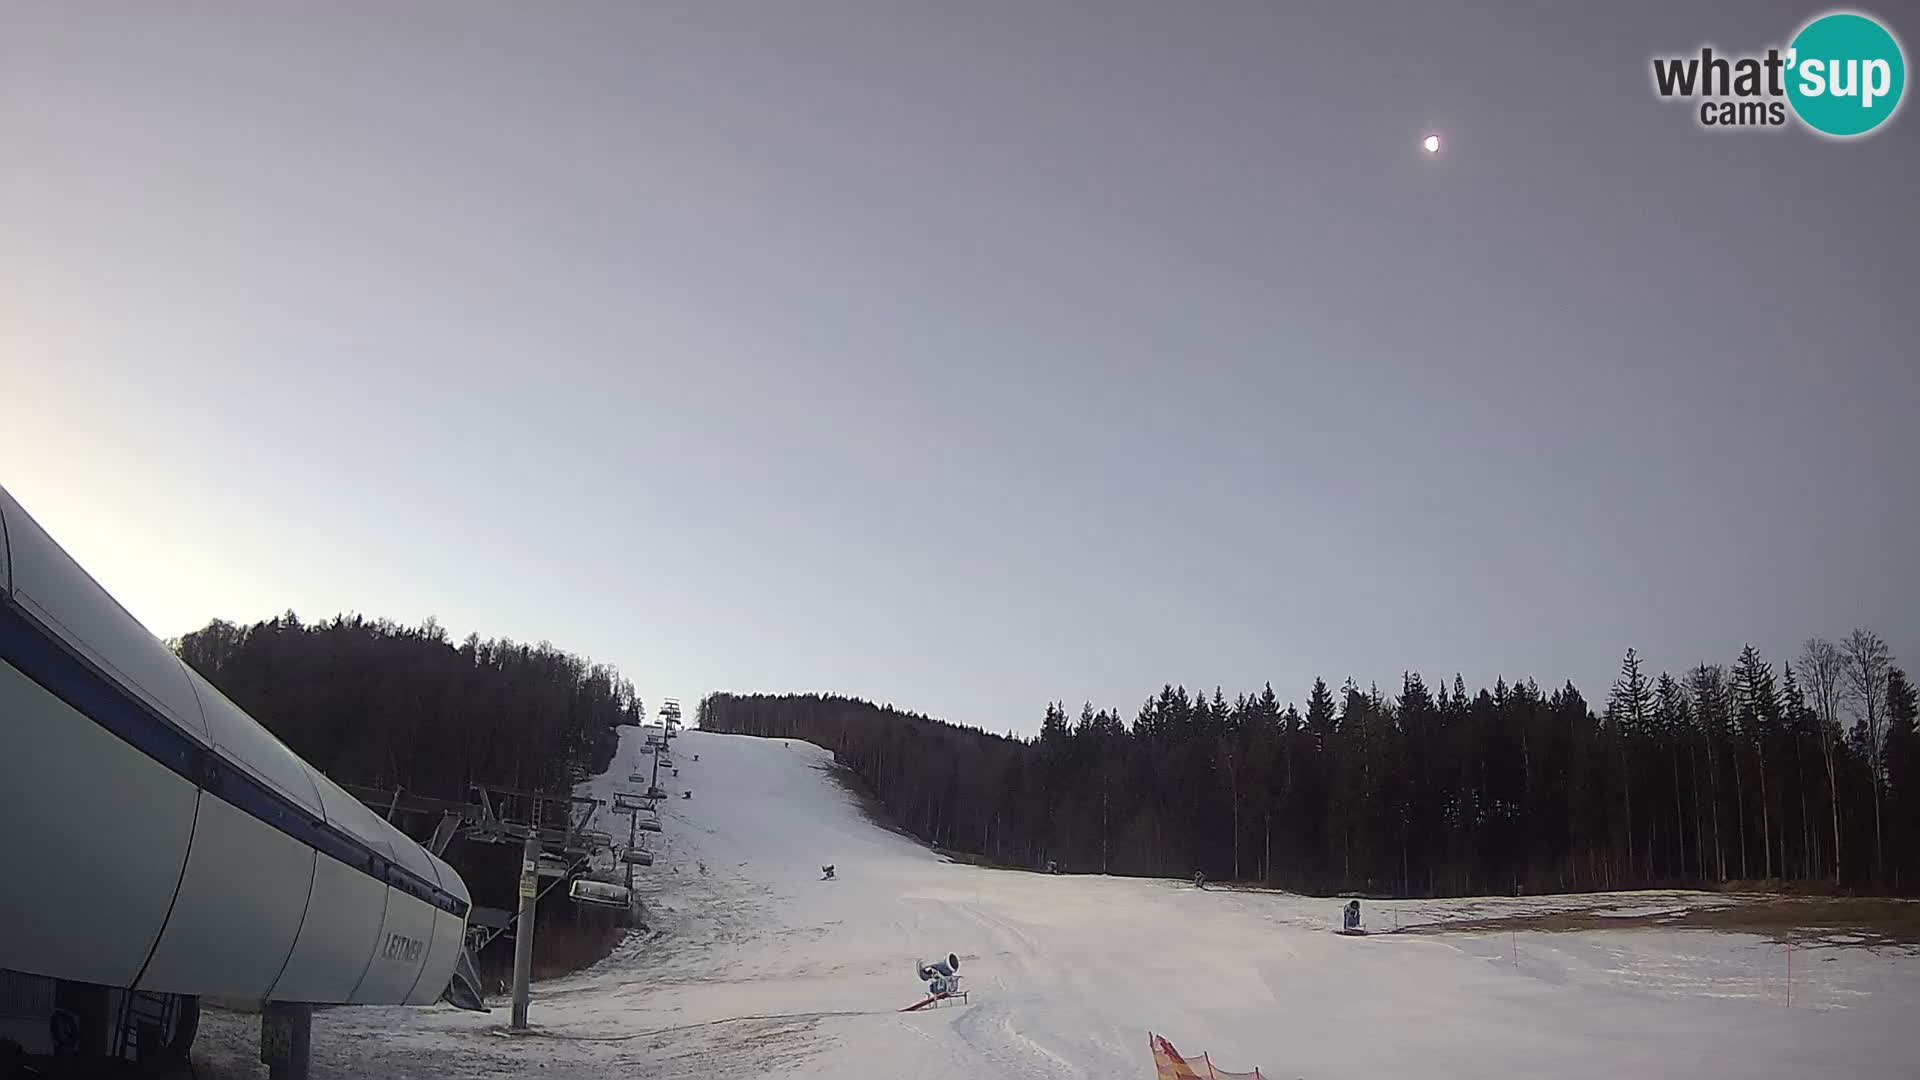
[3,2,1914,733]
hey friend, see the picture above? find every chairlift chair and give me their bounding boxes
[620,847,654,866]
[568,878,632,908]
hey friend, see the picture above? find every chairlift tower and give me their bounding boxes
[650,698,681,802]
[510,797,541,1030]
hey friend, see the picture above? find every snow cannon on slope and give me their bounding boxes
[901,953,967,1011]
[915,954,959,982]
[1340,899,1366,936]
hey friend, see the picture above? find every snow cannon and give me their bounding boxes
[1340,899,1365,935]
[901,954,967,1010]
[915,954,959,983]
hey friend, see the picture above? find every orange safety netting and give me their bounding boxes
[1150,1032,1264,1080]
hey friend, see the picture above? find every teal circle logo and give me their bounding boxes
[1786,12,1906,137]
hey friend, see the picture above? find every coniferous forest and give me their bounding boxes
[700,631,1919,897]
[170,613,639,801]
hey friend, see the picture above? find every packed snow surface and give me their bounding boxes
[205,727,1918,1078]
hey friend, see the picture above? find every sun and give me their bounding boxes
[1422,134,1442,154]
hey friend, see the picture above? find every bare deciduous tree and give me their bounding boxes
[1799,638,1846,884]
[1841,629,1891,883]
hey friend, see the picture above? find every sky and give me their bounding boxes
[2,1,1914,735]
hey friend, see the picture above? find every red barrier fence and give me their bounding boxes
[1150,1031,1264,1080]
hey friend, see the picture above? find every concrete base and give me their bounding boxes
[259,1001,312,1080]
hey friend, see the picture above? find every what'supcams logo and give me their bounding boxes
[1651,10,1906,137]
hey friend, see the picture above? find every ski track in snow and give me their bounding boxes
[194,728,1920,1078]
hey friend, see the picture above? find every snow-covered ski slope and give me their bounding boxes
[281,726,1917,1079]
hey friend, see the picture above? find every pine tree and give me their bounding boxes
[1223,692,1248,880]
[1881,668,1917,889]
[1306,677,1337,742]
[1780,662,1816,879]
[1608,648,1653,880]
[1256,682,1281,724]
[1731,645,1780,880]
[1655,672,1689,879]
[1397,672,1437,894]
[1691,664,1730,882]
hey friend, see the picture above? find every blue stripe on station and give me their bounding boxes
[0,599,467,919]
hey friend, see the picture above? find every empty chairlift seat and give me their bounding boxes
[619,846,653,866]
[568,878,631,908]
